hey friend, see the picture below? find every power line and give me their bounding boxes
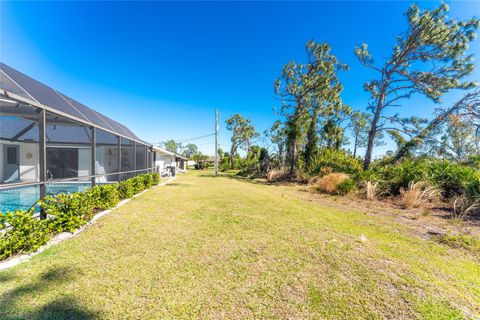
[176,133,215,143]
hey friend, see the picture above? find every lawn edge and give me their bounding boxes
[0,176,177,272]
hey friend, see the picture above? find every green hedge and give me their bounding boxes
[0,209,51,260]
[0,172,160,261]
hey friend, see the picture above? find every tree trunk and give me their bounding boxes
[353,133,358,158]
[363,96,384,170]
[229,140,236,168]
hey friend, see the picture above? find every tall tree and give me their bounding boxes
[356,3,478,169]
[225,114,259,168]
[392,90,480,163]
[275,40,348,176]
[439,115,477,161]
[163,139,181,154]
[183,143,198,158]
[349,111,370,157]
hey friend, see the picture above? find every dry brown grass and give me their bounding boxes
[266,168,289,182]
[363,181,382,200]
[309,173,349,194]
[452,196,480,220]
[399,181,439,209]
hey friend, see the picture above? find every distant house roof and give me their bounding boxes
[151,146,187,160]
[0,63,145,144]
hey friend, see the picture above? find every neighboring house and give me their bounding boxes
[152,146,187,176]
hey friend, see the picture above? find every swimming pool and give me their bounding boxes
[0,183,92,213]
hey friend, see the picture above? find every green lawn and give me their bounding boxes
[1,172,479,319]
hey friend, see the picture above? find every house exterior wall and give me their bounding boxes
[0,141,39,183]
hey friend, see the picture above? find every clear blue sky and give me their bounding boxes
[1,1,479,157]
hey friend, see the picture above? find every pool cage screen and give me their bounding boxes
[0,63,155,217]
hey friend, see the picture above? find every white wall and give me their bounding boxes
[154,152,176,173]
[0,141,39,183]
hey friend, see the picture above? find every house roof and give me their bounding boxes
[151,146,187,159]
[0,63,146,144]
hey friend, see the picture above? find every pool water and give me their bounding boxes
[0,183,91,213]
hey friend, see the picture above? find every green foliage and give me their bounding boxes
[357,3,478,169]
[89,184,120,210]
[435,234,480,254]
[274,40,349,175]
[362,159,480,200]
[336,178,357,195]
[0,209,51,260]
[310,148,362,176]
[1,173,160,260]
[151,172,160,185]
[131,176,145,194]
[426,160,480,199]
[119,179,135,199]
[39,192,95,233]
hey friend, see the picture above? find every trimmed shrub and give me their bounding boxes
[119,179,135,200]
[39,192,94,233]
[142,174,154,189]
[131,176,145,194]
[151,172,160,185]
[0,209,51,260]
[89,183,120,210]
[1,173,160,261]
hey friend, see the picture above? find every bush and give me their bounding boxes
[141,174,152,189]
[39,192,94,233]
[0,209,51,260]
[426,160,479,199]
[309,173,349,195]
[119,179,135,200]
[89,183,120,210]
[379,160,429,195]
[310,149,362,176]
[131,176,145,194]
[336,178,357,195]
[151,172,160,185]
[1,173,160,261]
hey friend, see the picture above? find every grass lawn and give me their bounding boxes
[1,171,479,319]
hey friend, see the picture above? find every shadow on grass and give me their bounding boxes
[0,266,99,319]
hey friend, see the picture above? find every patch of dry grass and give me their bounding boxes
[308,173,349,194]
[0,171,478,319]
[399,181,439,209]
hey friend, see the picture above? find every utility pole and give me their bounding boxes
[214,109,219,176]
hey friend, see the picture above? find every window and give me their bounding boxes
[7,147,18,165]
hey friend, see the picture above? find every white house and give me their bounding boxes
[152,146,187,176]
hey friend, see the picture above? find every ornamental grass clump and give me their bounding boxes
[309,173,349,195]
[399,181,439,209]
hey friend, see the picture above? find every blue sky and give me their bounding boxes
[1,1,479,157]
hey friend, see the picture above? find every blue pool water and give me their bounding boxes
[0,183,91,213]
